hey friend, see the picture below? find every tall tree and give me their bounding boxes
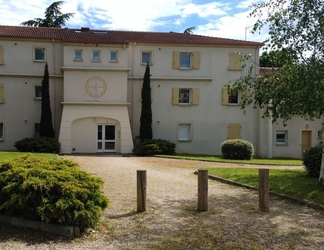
[139,63,153,142]
[259,49,298,68]
[21,1,74,27]
[40,63,55,138]
[183,26,196,34]
[227,0,324,124]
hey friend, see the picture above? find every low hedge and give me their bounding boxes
[0,155,109,231]
[221,139,254,160]
[133,139,176,156]
[14,137,61,154]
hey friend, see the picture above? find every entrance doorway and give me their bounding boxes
[302,131,311,155]
[97,125,116,152]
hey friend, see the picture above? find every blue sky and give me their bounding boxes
[0,0,266,42]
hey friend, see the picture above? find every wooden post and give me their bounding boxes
[198,169,208,211]
[137,170,147,212]
[259,169,269,212]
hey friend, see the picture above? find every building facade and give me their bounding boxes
[0,25,321,158]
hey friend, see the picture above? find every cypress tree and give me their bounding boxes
[40,63,55,138]
[139,63,152,141]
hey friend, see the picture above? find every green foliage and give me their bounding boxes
[259,49,297,67]
[21,1,74,27]
[227,0,324,124]
[40,63,55,138]
[221,139,254,160]
[139,63,153,142]
[0,155,109,231]
[133,139,176,156]
[302,144,323,177]
[14,137,61,154]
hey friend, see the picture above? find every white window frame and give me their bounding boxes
[178,123,192,141]
[34,47,45,62]
[110,51,118,62]
[276,131,288,145]
[0,122,4,141]
[179,52,191,69]
[179,88,191,105]
[34,85,42,100]
[228,92,240,105]
[92,50,101,61]
[141,51,152,65]
[74,49,82,61]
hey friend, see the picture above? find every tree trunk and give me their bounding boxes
[318,149,324,185]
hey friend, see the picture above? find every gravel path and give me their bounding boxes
[1,155,324,249]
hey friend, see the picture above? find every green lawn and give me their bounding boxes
[159,154,302,166]
[207,168,324,205]
[0,152,57,161]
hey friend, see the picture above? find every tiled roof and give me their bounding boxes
[0,25,263,47]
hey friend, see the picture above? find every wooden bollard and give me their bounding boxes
[259,169,269,212]
[197,169,208,211]
[137,170,147,212]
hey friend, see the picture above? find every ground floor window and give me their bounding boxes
[276,131,288,145]
[178,123,192,141]
[34,123,40,137]
[0,122,3,140]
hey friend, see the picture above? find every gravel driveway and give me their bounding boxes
[1,155,324,249]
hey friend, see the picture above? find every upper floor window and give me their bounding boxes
[34,47,45,61]
[141,51,152,65]
[34,85,42,100]
[172,88,199,106]
[0,122,3,141]
[74,50,82,61]
[222,88,241,106]
[276,131,288,145]
[110,51,118,62]
[173,52,200,70]
[92,50,100,61]
[179,88,191,104]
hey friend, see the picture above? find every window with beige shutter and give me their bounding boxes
[0,84,4,103]
[172,88,199,105]
[228,52,242,71]
[172,52,200,69]
[222,87,240,105]
[0,46,4,65]
[227,124,241,139]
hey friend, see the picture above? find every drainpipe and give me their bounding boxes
[131,42,136,144]
[52,38,56,137]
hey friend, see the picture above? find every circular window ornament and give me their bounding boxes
[85,76,107,98]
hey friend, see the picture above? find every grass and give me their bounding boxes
[207,168,324,205]
[158,154,302,166]
[0,151,57,161]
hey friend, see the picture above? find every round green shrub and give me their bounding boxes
[302,144,323,177]
[133,139,176,156]
[221,139,254,160]
[14,137,61,154]
[0,155,109,231]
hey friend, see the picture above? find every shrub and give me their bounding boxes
[0,155,109,231]
[133,139,176,156]
[302,144,323,177]
[221,139,254,160]
[14,137,61,154]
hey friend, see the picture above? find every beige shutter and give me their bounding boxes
[0,46,3,65]
[0,84,4,103]
[192,88,200,105]
[192,52,200,69]
[222,87,228,105]
[172,88,179,105]
[228,52,242,70]
[228,124,241,139]
[173,52,180,69]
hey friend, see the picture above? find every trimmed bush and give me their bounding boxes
[221,139,254,160]
[14,137,61,154]
[302,144,323,177]
[133,139,176,156]
[0,155,109,231]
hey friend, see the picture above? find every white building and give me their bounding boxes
[0,25,321,158]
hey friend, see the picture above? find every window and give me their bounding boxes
[0,84,4,103]
[110,51,118,62]
[178,123,192,141]
[228,52,242,71]
[0,45,4,65]
[34,85,42,100]
[92,50,100,61]
[34,123,40,137]
[172,88,199,106]
[173,52,200,70]
[228,124,241,139]
[0,122,3,141]
[141,51,152,64]
[74,50,82,61]
[222,88,240,105]
[34,47,45,61]
[276,131,288,145]
[318,131,323,140]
